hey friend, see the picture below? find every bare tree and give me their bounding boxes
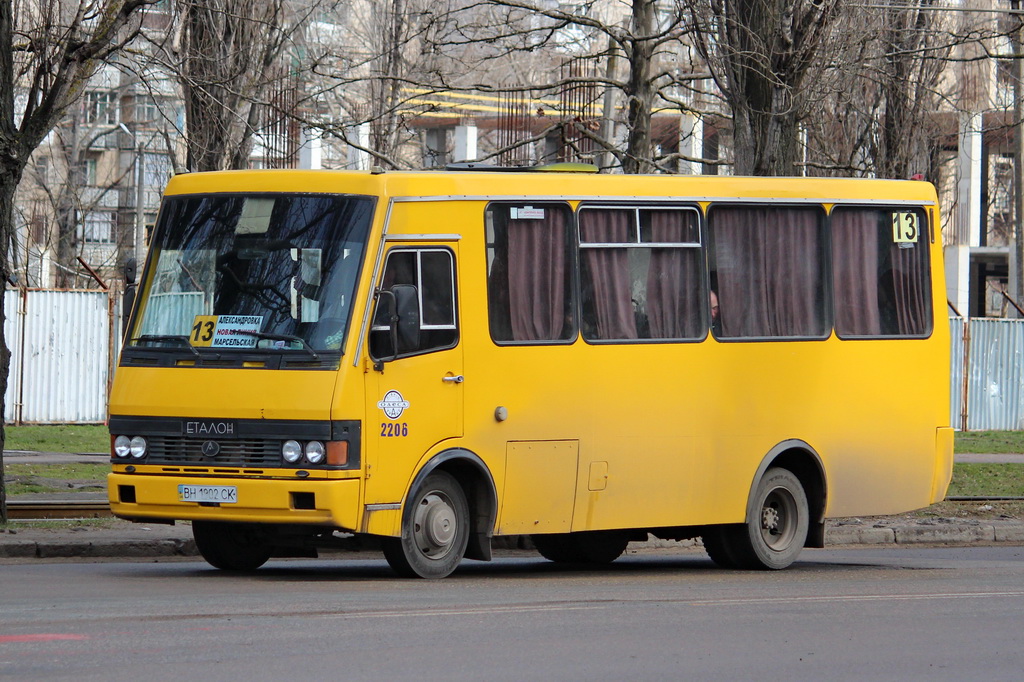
[0,0,154,520]
[682,0,842,176]
[303,0,462,169]
[167,0,291,171]
[437,0,695,173]
[800,1,952,180]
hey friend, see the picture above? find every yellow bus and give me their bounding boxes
[108,167,952,578]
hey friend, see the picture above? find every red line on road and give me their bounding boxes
[0,634,89,643]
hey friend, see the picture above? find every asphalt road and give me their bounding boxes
[3,545,1024,681]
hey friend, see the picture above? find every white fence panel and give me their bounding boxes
[970,319,1024,430]
[3,288,114,424]
[950,317,1024,431]
[3,290,25,423]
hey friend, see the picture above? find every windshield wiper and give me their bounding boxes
[132,334,201,357]
[232,331,321,360]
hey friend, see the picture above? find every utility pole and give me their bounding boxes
[1013,0,1024,316]
[119,123,145,269]
[134,140,144,268]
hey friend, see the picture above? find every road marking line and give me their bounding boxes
[0,634,89,643]
[324,603,605,620]
[682,591,1024,606]
[321,592,1024,619]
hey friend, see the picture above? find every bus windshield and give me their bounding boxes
[130,193,374,353]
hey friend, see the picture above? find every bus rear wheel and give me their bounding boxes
[192,520,273,571]
[704,467,809,570]
[532,530,630,564]
[382,471,469,579]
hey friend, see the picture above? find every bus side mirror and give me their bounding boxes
[372,285,421,372]
[122,258,138,339]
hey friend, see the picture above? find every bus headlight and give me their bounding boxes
[129,436,147,459]
[282,440,302,464]
[305,441,326,464]
[114,435,132,458]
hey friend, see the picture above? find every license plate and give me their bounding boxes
[178,484,237,504]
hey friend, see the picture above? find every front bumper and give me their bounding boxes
[108,472,362,530]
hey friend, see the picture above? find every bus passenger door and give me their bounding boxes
[364,244,463,505]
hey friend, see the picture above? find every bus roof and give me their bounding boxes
[162,169,938,205]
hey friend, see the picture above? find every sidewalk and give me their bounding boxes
[2,451,1023,561]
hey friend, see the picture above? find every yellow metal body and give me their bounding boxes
[109,170,952,536]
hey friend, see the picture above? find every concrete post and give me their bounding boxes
[678,113,703,175]
[299,129,323,170]
[958,111,984,248]
[454,124,478,163]
[347,123,371,170]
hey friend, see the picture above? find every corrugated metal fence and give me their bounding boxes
[0,290,1019,429]
[2,288,119,424]
[950,317,1024,431]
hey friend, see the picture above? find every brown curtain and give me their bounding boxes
[713,206,825,337]
[580,210,637,340]
[507,208,567,340]
[831,207,930,337]
[892,239,930,335]
[646,210,701,338]
[831,209,882,335]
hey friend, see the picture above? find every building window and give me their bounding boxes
[142,153,172,188]
[35,157,48,184]
[83,211,116,244]
[135,96,160,127]
[84,158,98,185]
[85,91,119,125]
[30,201,48,245]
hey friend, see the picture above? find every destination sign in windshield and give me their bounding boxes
[190,315,263,348]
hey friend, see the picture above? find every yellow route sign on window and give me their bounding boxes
[892,211,919,244]
[190,315,262,348]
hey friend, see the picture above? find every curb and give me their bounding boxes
[825,521,1024,546]
[0,538,197,559]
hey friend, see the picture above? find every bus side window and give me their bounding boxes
[485,202,575,343]
[369,248,458,360]
[831,207,931,337]
[578,206,703,342]
[708,204,828,339]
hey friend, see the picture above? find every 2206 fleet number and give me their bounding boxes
[381,422,409,437]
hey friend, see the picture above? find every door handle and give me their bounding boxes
[442,375,465,383]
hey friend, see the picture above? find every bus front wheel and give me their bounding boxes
[382,471,470,579]
[703,467,809,570]
[192,520,272,571]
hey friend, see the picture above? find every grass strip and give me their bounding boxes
[955,430,1024,454]
[947,463,1024,497]
[4,425,108,454]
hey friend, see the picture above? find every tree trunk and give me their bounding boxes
[0,158,23,523]
[622,0,656,174]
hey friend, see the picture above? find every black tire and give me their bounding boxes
[703,467,809,570]
[531,530,630,564]
[701,525,744,569]
[382,471,470,579]
[192,520,273,571]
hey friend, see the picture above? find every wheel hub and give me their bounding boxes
[759,487,798,550]
[414,492,457,557]
[761,506,781,535]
